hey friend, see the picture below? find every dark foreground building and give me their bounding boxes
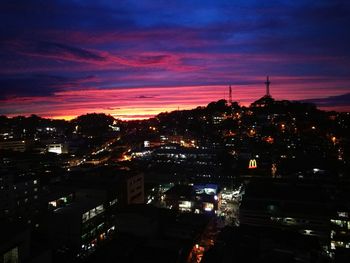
[239,178,350,261]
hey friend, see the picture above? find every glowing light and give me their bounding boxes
[249,129,256,136]
[303,229,312,235]
[248,159,257,169]
[271,163,277,177]
[47,144,64,154]
[331,136,337,145]
[264,136,274,144]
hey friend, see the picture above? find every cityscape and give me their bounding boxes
[1,78,350,262]
[1,1,350,263]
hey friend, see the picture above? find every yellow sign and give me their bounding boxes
[249,159,257,169]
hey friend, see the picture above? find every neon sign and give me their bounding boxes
[248,159,257,169]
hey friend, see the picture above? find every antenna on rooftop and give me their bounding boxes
[265,76,271,97]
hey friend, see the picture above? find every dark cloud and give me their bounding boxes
[0,0,136,35]
[136,55,172,65]
[18,41,107,63]
[134,95,156,99]
[0,74,94,100]
[301,93,350,107]
[104,107,121,110]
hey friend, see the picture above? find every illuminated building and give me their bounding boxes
[153,145,221,165]
[212,115,225,125]
[47,143,68,154]
[0,140,26,152]
[47,190,74,211]
[164,184,221,213]
[144,140,150,148]
[43,168,144,256]
[46,189,116,254]
[0,170,41,227]
[330,211,350,250]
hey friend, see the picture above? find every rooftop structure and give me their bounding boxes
[265,76,271,97]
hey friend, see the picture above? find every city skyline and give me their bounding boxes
[1,0,350,120]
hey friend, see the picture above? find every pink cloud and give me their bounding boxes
[1,81,349,120]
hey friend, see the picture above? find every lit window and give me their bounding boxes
[179,201,192,210]
[49,201,57,207]
[331,241,336,250]
[82,204,105,223]
[109,198,118,206]
[203,202,214,212]
[3,247,18,263]
[82,211,89,223]
[59,197,68,203]
[338,212,349,218]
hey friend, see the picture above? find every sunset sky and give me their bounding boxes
[1,0,350,120]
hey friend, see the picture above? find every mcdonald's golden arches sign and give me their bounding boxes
[248,159,257,169]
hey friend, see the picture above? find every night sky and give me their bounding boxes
[1,0,350,120]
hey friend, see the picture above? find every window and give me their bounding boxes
[331,219,349,228]
[82,212,89,223]
[179,201,192,209]
[338,212,349,218]
[82,204,105,223]
[203,202,214,212]
[3,247,18,263]
[49,201,57,207]
[109,198,118,206]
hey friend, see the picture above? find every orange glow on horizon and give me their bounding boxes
[1,82,349,121]
[50,115,78,121]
